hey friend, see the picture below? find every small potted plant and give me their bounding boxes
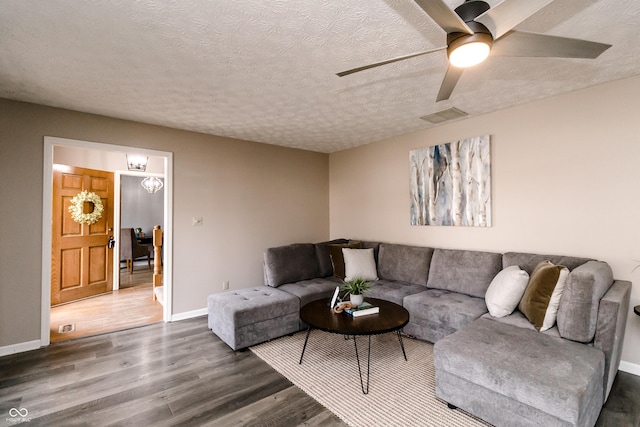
[340,277,370,306]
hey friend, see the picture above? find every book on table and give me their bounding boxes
[345,302,379,317]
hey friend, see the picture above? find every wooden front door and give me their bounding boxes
[51,165,114,305]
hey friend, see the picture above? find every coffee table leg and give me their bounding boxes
[299,326,312,364]
[397,331,408,361]
[353,335,371,394]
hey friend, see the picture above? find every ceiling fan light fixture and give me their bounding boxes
[447,32,493,68]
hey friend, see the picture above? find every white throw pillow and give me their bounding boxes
[485,266,530,318]
[540,265,569,331]
[343,248,378,281]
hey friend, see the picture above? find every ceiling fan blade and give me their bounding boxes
[413,0,473,35]
[476,0,553,40]
[491,31,612,58]
[436,65,464,102]
[336,46,446,77]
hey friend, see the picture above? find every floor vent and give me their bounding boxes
[420,107,468,124]
[58,324,76,333]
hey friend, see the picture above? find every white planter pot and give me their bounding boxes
[350,294,364,306]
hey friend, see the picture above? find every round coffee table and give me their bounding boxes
[299,297,409,394]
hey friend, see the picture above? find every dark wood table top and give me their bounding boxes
[300,297,409,336]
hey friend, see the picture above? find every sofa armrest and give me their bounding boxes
[594,279,631,402]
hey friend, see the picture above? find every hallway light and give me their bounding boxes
[141,176,163,194]
[127,154,148,171]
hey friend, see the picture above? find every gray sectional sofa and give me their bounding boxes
[207,239,631,427]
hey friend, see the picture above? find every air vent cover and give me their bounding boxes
[420,107,468,124]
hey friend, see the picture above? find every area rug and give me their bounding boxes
[251,330,491,427]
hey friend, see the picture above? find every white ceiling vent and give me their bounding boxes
[420,107,468,124]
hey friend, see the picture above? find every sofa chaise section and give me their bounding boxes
[433,251,631,427]
[434,317,605,427]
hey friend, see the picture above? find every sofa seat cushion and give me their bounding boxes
[278,277,342,307]
[480,312,560,337]
[434,318,605,427]
[377,243,433,286]
[364,280,426,305]
[402,289,488,343]
[427,249,503,298]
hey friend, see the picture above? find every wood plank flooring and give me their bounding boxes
[50,267,162,342]
[2,316,638,426]
[1,317,343,426]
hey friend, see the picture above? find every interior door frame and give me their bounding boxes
[42,136,174,346]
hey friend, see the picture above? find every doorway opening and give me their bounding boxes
[42,137,173,346]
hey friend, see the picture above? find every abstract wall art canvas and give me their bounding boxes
[410,135,491,226]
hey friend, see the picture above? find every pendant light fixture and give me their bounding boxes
[141,176,163,194]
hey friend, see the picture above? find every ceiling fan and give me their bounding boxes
[337,0,611,102]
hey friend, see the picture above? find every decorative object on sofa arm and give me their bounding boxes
[340,276,371,306]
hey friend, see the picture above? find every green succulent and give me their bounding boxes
[340,277,371,296]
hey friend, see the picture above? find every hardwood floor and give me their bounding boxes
[50,267,162,343]
[2,316,639,426]
[1,317,343,426]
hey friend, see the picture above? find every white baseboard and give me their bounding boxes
[0,340,41,357]
[170,307,207,322]
[619,360,640,376]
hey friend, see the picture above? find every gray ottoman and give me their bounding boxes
[207,287,300,350]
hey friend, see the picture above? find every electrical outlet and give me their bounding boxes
[192,217,203,226]
[223,281,229,290]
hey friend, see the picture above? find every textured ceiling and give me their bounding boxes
[1,0,639,153]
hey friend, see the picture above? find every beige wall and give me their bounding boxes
[330,74,640,367]
[0,98,329,348]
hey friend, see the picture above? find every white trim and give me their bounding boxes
[171,308,208,322]
[0,340,41,357]
[41,144,54,346]
[113,170,122,291]
[42,136,174,351]
[619,360,640,377]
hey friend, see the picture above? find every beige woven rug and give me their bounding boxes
[251,330,491,427]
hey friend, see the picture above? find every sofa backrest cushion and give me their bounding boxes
[263,243,320,287]
[360,241,381,263]
[315,239,349,277]
[427,249,503,298]
[556,260,614,343]
[502,252,592,274]
[378,243,433,286]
